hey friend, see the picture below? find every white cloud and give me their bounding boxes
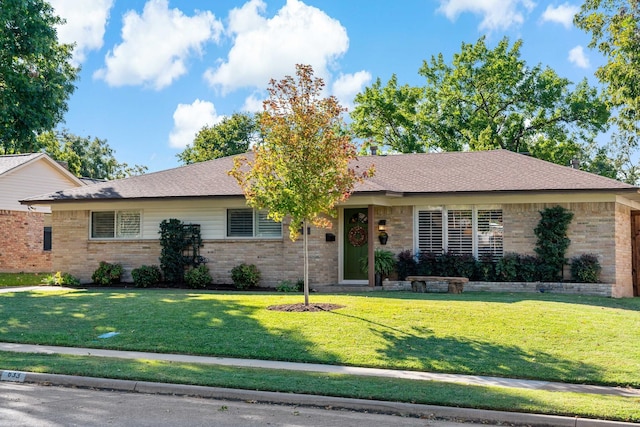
[49,0,114,65]
[169,99,223,148]
[331,71,372,111]
[204,0,349,93]
[541,3,579,28]
[242,93,265,113]
[94,0,223,90]
[568,45,590,68]
[437,0,536,31]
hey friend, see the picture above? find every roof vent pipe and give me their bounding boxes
[570,158,580,169]
[370,146,378,156]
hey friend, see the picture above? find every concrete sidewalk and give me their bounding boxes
[1,342,639,398]
[1,342,639,426]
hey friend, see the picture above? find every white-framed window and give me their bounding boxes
[227,209,282,238]
[416,206,503,258]
[91,211,141,239]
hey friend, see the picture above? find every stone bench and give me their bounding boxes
[405,276,468,294]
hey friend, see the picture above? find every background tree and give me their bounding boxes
[230,64,373,306]
[177,113,260,164]
[350,75,423,153]
[0,0,78,154]
[38,130,147,180]
[575,0,640,184]
[351,36,611,170]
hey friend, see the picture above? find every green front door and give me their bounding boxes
[343,208,369,280]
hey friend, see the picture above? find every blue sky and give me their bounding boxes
[49,0,601,173]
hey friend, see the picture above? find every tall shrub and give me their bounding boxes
[159,220,204,285]
[159,219,186,285]
[534,206,573,281]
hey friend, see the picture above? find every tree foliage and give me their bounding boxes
[38,130,147,180]
[0,0,78,153]
[575,0,640,134]
[351,37,610,169]
[575,0,640,184]
[230,64,373,304]
[350,75,423,153]
[177,113,259,164]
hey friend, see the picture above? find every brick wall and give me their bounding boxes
[504,202,620,284]
[51,201,636,296]
[52,210,341,287]
[614,203,633,297]
[373,206,413,254]
[0,210,51,272]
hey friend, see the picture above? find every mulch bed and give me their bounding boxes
[267,303,345,312]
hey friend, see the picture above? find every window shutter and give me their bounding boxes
[227,209,253,237]
[447,210,473,254]
[417,210,443,254]
[92,212,115,238]
[255,211,282,237]
[477,209,503,258]
[117,211,141,238]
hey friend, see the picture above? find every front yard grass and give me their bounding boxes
[1,289,639,421]
[0,272,47,287]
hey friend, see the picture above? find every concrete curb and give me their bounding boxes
[1,370,637,427]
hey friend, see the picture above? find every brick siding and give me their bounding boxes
[504,202,621,285]
[50,201,636,297]
[0,210,51,272]
[52,210,340,287]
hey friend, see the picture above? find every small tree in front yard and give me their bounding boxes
[230,64,373,305]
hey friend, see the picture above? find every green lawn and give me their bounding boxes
[0,272,48,287]
[1,288,639,421]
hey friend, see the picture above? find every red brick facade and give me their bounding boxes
[0,210,51,272]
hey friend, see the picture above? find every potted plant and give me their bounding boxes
[360,249,396,286]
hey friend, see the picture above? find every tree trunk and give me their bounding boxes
[303,219,310,306]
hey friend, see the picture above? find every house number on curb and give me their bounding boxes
[1,371,26,382]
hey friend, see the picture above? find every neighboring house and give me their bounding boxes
[21,150,640,297]
[0,153,84,273]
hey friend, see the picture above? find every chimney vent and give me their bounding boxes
[370,146,378,156]
[570,158,580,169]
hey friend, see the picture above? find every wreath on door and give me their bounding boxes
[348,225,367,247]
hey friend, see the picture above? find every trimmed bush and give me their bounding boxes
[275,279,302,292]
[518,255,540,282]
[91,261,123,286]
[495,253,519,281]
[43,272,80,286]
[184,264,212,289]
[231,263,261,290]
[416,252,438,275]
[475,253,496,281]
[131,265,162,288]
[396,250,417,280]
[571,254,602,283]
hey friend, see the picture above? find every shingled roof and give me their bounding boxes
[21,149,639,204]
[0,153,44,176]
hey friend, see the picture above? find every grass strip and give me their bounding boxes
[0,273,48,287]
[1,352,638,423]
